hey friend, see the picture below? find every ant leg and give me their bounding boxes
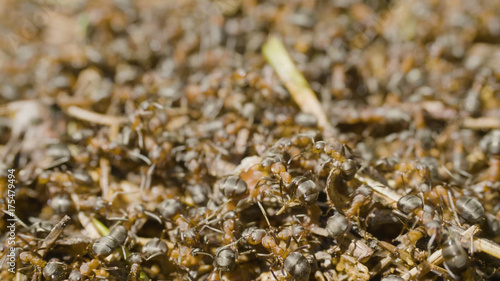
[243,162,261,174]
[447,190,461,226]
[279,257,286,278]
[144,163,155,191]
[288,152,304,166]
[442,261,459,280]
[470,234,474,257]
[174,243,184,271]
[400,172,406,187]
[279,178,285,203]
[199,224,224,234]
[410,215,420,229]
[392,209,412,233]
[217,237,244,252]
[257,201,272,228]
[293,244,311,253]
[262,258,279,281]
[144,210,163,224]
[315,158,332,178]
[271,268,279,281]
[285,236,292,250]
[427,233,435,259]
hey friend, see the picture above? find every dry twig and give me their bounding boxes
[463,116,500,129]
[66,105,127,126]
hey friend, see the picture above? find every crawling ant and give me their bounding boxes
[480,130,500,182]
[345,185,373,218]
[19,251,47,278]
[193,240,241,281]
[326,213,350,239]
[285,176,322,206]
[128,252,145,281]
[397,194,423,215]
[68,269,83,281]
[218,175,248,199]
[455,196,485,225]
[241,224,312,280]
[43,260,69,281]
[76,224,128,279]
[142,237,168,260]
[214,247,237,273]
[91,225,128,258]
[157,198,184,221]
[284,252,311,281]
[271,174,323,215]
[440,231,469,279]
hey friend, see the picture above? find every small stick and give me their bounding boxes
[450,225,500,259]
[100,158,110,200]
[355,174,400,204]
[1,210,29,229]
[428,263,453,279]
[457,225,479,255]
[262,36,335,137]
[378,240,415,267]
[403,249,443,280]
[472,237,500,259]
[109,122,120,141]
[463,117,500,129]
[66,105,127,126]
[38,215,71,257]
[369,255,392,277]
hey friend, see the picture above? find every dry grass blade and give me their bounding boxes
[38,215,71,257]
[355,174,400,204]
[463,117,500,129]
[66,106,128,126]
[262,36,334,137]
[78,212,101,239]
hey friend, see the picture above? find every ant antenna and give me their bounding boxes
[199,224,224,234]
[446,190,461,226]
[257,201,272,228]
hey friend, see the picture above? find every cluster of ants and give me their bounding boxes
[3,124,500,281]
